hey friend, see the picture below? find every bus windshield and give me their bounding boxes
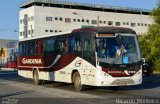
[96,33,141,65]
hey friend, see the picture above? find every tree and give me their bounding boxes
[0,48,4,57]
[138,1,160,71]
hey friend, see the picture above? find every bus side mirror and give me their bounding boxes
[141,58,145,65]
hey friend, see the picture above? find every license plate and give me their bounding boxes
[117,82,127,86]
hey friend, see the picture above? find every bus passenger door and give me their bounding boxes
[83,32,92,62]
[82,32,94,85]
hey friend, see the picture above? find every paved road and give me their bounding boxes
[0,71,160,104]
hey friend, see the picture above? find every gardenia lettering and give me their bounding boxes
[22,58,42,64]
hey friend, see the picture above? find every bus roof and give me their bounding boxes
[72,26,136,34]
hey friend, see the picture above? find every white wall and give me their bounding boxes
[19,6,35,40]
[19,6,153,39]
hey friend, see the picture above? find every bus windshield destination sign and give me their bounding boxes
[98,34,114,37]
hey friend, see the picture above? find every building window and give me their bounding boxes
[65,18,71,23]
[141,23,144,26]
[20,32,23,36]
[45,30,48,32]
[59,30,62,32]
[86,20,89,24]
[82,19,85,22]
[28,30,31,34]
[55,30,58,33]
[103,21,106,24]
[31,16,34,21]
[23,19,25,23]
[59,17,63,21]
[73,19,76,22]
[123,22,129,25]
[55,17,58,20]
[23,32,25,36]
[50,30,53,32]
[99,20,102,24]
[46,17,52,21]
[92,20,97,24]
[31,29,34,34]
[20,20,23,24]
[28,17,31,22]
[137,23,140,26]
[108,21,113,25]
[77,19,81,22]
[115,22,121,26]
[131,23,136,27]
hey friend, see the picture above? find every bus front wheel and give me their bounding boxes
[33,70,42,85]
[73,72,83,92]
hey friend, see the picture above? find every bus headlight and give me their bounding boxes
[104,73,109,77]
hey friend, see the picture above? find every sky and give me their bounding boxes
[0,0,158,40]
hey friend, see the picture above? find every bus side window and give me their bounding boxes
[22,43,28,55]
[36,40,43,55]
[18,44,22,56]
[84,39,91,51]
[45,38,55,54]
[75,35,82,52]
[28,41,36,55]
[83,38,92,62]
[56,37,67,54]
[69,34,82,55]
[64,40,68,53]
[69,36,75,52]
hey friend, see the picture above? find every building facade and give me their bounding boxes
[0,39,18,65]
[19,0,153,40]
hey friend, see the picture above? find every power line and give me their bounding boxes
[0,28,18,32]
[0,28,18,34]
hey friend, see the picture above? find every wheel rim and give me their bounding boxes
[75,76,81,87]
[34,71,39,84]
[74,73,82,91]
[35,73,38,82]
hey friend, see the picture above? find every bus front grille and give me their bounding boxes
[111,79,134,86]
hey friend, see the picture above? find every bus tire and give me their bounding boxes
[73,72,83,92]
[33,70,42,85]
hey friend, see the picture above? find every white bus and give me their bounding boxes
[18,26,142,91]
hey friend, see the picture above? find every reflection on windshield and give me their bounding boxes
[96,34,140,64]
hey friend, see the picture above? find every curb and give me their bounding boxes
[0,68,17,71]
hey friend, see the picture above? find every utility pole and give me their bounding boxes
[97,16,100,27]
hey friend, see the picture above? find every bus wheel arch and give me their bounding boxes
[32,68,42,85]
[71,70,78,83]
[72,70,83,91]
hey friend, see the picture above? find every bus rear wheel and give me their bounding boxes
[73,72,83,92]
[33,70,42,85]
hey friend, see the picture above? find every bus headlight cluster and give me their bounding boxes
[104,73,109,77]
